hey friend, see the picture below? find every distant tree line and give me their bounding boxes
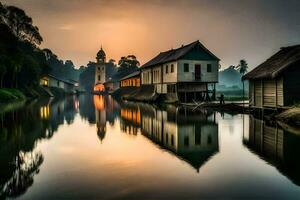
[43,49,84,82]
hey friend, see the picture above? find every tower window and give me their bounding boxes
[98,75,101,81]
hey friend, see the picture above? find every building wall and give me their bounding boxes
[283,62,300,106]
[163,61,178,83]
[95,62,106,85]
[249,78,284,108]
[121,77,141,87]
[177,60,218,83]
[141,68,152,85]
[141,59,218,98]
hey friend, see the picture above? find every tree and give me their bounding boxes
[2,5,43,46]
[117,55,140,72]
[236,59,249,101]
[0,2,5,23]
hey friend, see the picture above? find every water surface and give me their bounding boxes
[1,95,300,199]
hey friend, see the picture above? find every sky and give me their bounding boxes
[2,0,300,69]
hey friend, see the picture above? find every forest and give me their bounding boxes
[0,2,81,102]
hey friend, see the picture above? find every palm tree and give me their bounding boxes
[236,59,248,101]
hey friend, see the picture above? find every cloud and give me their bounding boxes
[59,25,75,31]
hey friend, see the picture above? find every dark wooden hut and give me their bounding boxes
[243,45,300,108]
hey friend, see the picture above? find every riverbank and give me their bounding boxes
[0,86,77,105]
[276,107,300,127]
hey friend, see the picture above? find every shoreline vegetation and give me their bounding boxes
[0,3,82,105]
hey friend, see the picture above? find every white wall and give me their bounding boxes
[163,61,178,83]
[177,60,218,83]
[141,68,152,85]
[95,63,106,84]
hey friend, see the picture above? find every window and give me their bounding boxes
[207,64,212,72]
[171,64,174,73]
[98,67,100,71]
[166,65,169,74]
[171,135,174,146]
[98,75,101,81]
[184,63,189,72]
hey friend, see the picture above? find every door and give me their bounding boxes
[195,64,201,80]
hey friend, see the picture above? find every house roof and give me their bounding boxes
[141,40,220,69]
[243,45,300,80]
[47,74,76,85]
[120,70,140,81]
[105,68,139,83]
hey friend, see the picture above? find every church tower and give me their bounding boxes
[95,46,106,86]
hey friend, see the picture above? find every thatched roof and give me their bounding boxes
[141,40,220,69]
[243,45,300,80]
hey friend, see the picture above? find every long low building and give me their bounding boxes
[40,74,78,93]
[120,71,141,88]
[140,40,220,103]
[243,45,300,108]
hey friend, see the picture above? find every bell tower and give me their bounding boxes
[95,46,106,85]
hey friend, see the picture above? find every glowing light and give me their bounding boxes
[40,106,50,119]
[93,95,105,110]
[94,84,105,92]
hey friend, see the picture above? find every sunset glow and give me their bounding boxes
[2,0,300,69]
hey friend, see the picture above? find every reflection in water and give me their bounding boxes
[94,95,120,142]
[139,104,219,172]
[243,115,300,186]
[0,97,78,199]
[100,99,219,172]
[2,95,300,199]
[120,102,141,135]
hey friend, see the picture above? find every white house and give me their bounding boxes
[140,40,220,102]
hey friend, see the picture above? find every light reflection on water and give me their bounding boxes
[1,95,300,199]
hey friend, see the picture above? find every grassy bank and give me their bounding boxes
[276,108,300,126]
[0,86,70,105]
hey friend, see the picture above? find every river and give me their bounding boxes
[1,95,300,199]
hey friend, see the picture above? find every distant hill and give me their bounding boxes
[217,67,248,91]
